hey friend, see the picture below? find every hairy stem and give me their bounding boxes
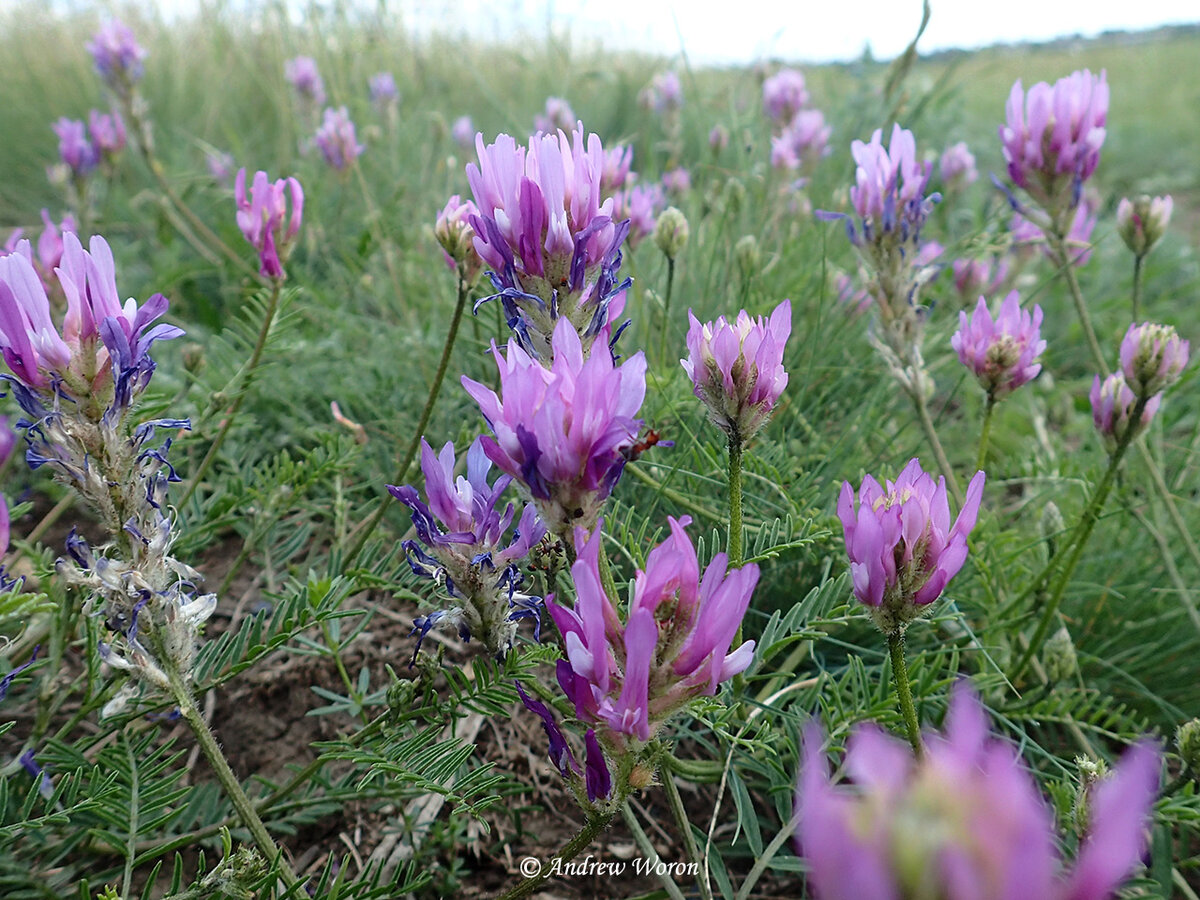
[1132,253,1145,323]
[180,276,284,506]
[727,432,744,567]
[887,629,924,759]
[1051,232,1106,372]
[493,811,615,900]
[343,270,470,565]
[976,393,997,473]
[658,256,676,367]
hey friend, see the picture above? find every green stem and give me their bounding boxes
[658,256,676,366]
[166,661,302,891]
[909,384,963,508]
[121,734,139,900]
[620,803,687,900]
[887,629,923,759]
[663,773,712,900]
[734,809,802,900]
[343,270,470,566]
[180,276,284,507]
[492,812,615,900]
[976,393,997,473]
[727,432,744,568]
[1051,232,1106,372]
[1132,253,1145,323]
[1012,396,1148,680]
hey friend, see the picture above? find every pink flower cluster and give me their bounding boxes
[1120,322,1189,399]
[87,19,146,92]
[3,210,76,295]
[315,107,364,170]
[682,300,791,443]
[762,69,809,124]
[284,56,326,106]
[1000,69,1108,218]
[53,111,126,178]
[838,458,985,633]
[462,319,646,538]
[797,684,1159,900]
[234,168,304,279]
[951,291,1045,400]
[549,518,758,745]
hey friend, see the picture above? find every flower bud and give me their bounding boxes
[1116,194,1172,257]
[181,342,206,374]
[1090,373,1160,455]
[723,177,746,216]
[734,235,761,281]
[1043,626,1078,684]
[654,206,689,260]
[435,194,483,284]
[1119,322,1189,400]
[1176,718,1200,778]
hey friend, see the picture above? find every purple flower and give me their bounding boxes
[1010,194,1097,269]
[1116,194,1172,257]
[709,124,730,154]
[314,107,364,171]
[466,125,630,359]
[0,416,15,469]
[584,729,612,801]
[849,124,932,231]
[548,517,758,743]
[834,270,873,315]
[770,109,831,173]
[53,118,99,178]
[435,195,483,283]
[838,458,985,633]
[951,256,1009,305]
[0,233,182,411]
[368,71,398,108]
[87,20,146,90]
[450,115,475,149]
[600,145,634,193]
[1119,323,1188,400]
[284,56,325,106]
[205,149,236,185]
[234,168,303,279]
[611,183,663,249]
[516,681,578,777]
[1090,373,1161,455]
[462,319,645,538]
[88,109,126,159]
[388,436,547,659]
[662,167,691,196]
[951,290,1045,400]
[938,141,978,191]
[1000,69,1108,221]
[640,71,683,114]
[763,69,809,124]
[534,97,577,135]
[3,211,76,296]
[682,300,791,443]
[797,684,1159,900]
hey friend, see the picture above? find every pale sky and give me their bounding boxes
[56,0,1200,64]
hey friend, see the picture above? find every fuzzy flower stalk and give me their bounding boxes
[462,319,646,540]
[529,518,757,805]
[952,291,1046,468]
[466,124,632,361]
[388,437,547,661]
[796,683,1160,900]
[0,232,202,714]
[234,168,303,280]
[1117,196,1173,320]
[839,458,985,754]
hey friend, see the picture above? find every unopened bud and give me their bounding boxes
[734,235,761,281]
[1120,322,1189,400]
[1043,627,1078,683]
[1072,754,1109,833]
[181,342,205,374]
[654,207,689,260]
[1177,718,1200,778]
[1116,194,1172,257]
[628,763,655,790]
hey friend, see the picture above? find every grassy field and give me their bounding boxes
[1,2,1199,897]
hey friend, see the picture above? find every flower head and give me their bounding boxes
[388,436,546,659]
[770,109,831,173]
[600,145,634,193]
[682,300,791,443]
[939,141,978,191]
[314,107,364,170]
[838,459,985,633]
[534,97,577,135]
[284,56,325,106]
[1116,194,1172,257]
[951,255,1009,305]
[234,168,304,279]
[611,183,662,249]
[450,115,475,149]
[662,167,691,197]
[87,20,146,93]
[797,684,1160,900]
[368,71,398,109]
[462,319,645,538]
[951,291,1045,400]
[640,71,683,114]
[88,109,127,159]
[1090,373,1160,455]
[53,118,99,178]
[435,195,484,283]
[548,517,758,744]
[1119,322,1188,400]
[999,69,1108,221]
[763,69,809,124]
[466,125,631,360]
